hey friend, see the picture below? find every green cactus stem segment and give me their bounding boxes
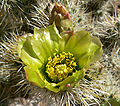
[46,52,77,83]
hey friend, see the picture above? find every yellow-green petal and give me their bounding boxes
[20,49,42,68]
[65,30,102,69]
[18,35,42,69]
[24,66,45,88]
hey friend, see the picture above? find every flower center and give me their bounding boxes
[46,52,77,83]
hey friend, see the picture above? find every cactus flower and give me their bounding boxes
[17,22,103,93]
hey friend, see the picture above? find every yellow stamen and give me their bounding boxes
[46,52,77,83]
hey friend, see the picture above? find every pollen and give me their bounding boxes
[46,52,77,83]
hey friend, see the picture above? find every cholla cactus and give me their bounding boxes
[100,52,120,105]
[84,0,109,18]
[0,1,112,106]
[0,0,22,39]
[91,0,120,102]
[0,0,22,83]
[94,0,120,46]
[0,0,39,36]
